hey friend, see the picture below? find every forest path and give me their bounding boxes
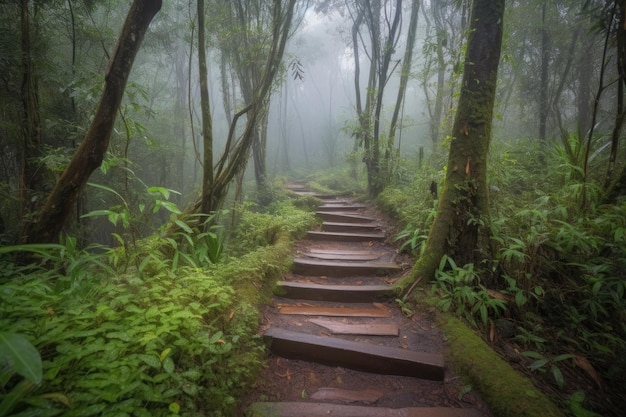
[241,182,493,417]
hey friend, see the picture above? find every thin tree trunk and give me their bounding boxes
[538,0,549,153]
[19,0,44,239]
[401,0,505,291]
[605,0,626,191]
[26,0,162,244]
[198,0,216,214]
[386,0,421,172]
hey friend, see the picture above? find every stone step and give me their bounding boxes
[275,281,395,302]
[322,221,381,234]
[307,231,386,242]
[278,304,392,317]
[248,402,483,417]
[317,211,376,223]
[305,249,381,261]
[293,257,400,277]
[309,318,399,336]
[263,328,445,380]
[317,203,367,211]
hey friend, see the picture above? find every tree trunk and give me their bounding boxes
[400,0,505,291]
[25,0,162,244]
[198,0,216,215]
[19,0,44,235]
[538,0,549,150]
[193,0,297,215]
[385,0,421,175]
[604,0,626,191]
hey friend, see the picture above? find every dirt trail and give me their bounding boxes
[240,184,493,416]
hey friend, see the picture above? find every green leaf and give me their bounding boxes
[159,348,172,362]
[551,364,565,389]
[163,357,175,374]
[138,354,161,369]
[0,332,42,384]
[169,402,180,415]
[175,220,193,234]
[157,200,181,214]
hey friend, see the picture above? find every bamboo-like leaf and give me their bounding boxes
[0,333,42,385]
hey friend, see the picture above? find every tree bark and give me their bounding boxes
[198,0,216,215]
[400,0,505,291]
[19,0,44,231]
[25,0,162,244]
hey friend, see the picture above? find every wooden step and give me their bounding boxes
[275,281,395,302]
[309,318,399,336]
[286,182,307,191]
[263,328,445,380]
[317,211,376,223]
[278,304,392,317]
[318,203,367,211]
[293,257,400,277]
[305,249,381,261]
[290,191,336,199]
[322,221,380,233]
[248,402,483,417]
[307,231,386,242]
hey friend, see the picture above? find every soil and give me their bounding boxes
[238,201,494,415]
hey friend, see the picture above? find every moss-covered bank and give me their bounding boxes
[439,316,564,417]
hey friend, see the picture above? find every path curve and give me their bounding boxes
[242,182,493,417]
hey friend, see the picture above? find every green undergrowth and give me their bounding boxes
[378,139,624,416]
[0,198,316,417]
[440,316,564,417]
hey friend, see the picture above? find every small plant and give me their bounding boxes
[393,224,427,256]
[432,256,506,326]
[0,332,43,416]
[521,350,574,389]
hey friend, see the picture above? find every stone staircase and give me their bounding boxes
[245,182,486,417]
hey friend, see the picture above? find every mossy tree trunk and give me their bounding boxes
[400,0,505,291]
[25,0,162,244]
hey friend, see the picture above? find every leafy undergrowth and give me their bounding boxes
[378,140,625,417]
[0,196,316,417]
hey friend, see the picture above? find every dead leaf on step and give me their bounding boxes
[308,371,319,385]
[487,289,512,302]
[401,342,409,349]
[275,368,292,380]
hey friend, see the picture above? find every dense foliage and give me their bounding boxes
[379,138,625,417]
[0,194,316,417]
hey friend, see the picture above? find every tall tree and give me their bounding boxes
[19,0,44,228]
[400,0,505,290]
[195,0,297,214]
[349,0,409,196]
[384,0,421,176]
[25,0,162,244]
[419,0,470,145]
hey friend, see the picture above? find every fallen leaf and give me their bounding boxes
[574,355,603,389]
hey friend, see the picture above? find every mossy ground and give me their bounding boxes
[439,315,564,417]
